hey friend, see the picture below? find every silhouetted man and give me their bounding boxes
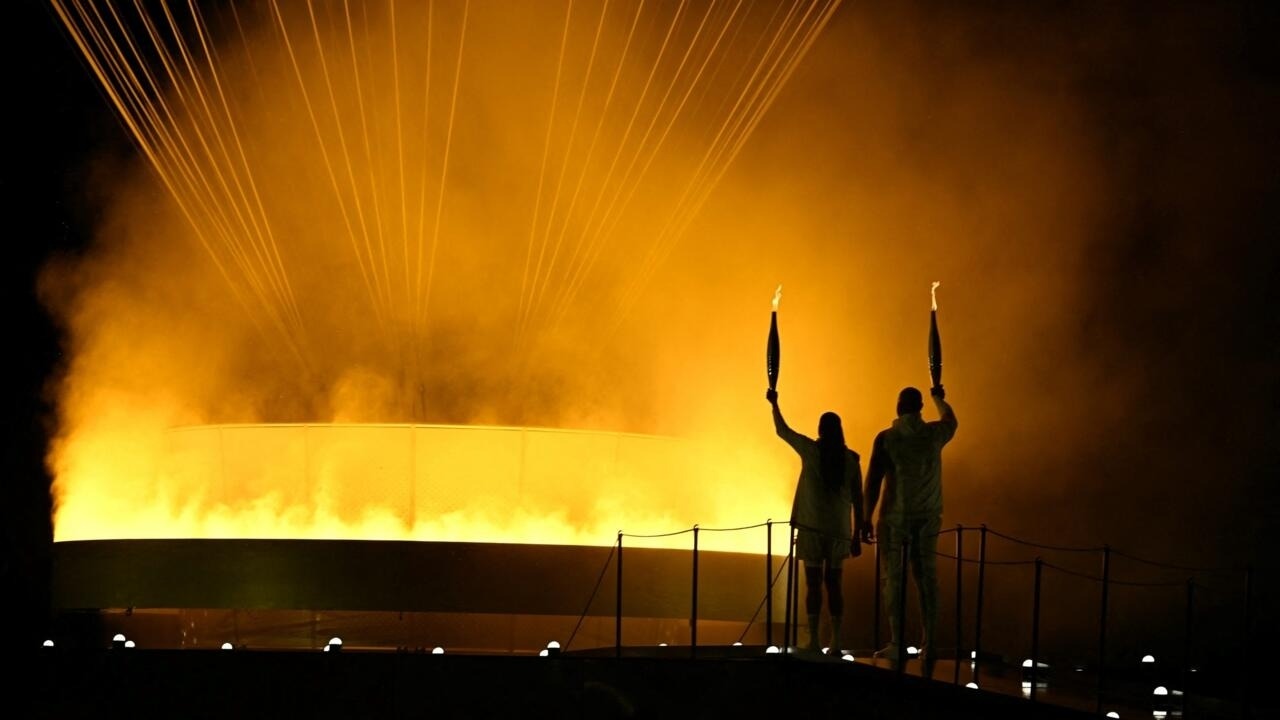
[863,385,957,677]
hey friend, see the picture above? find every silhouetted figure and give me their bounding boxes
[767,388,865,651]
[863,385,957,677]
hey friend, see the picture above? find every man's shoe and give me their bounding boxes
[873,644,902,666]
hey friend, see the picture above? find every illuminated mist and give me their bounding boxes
[43,0,1273,573]
[44,0,845,550]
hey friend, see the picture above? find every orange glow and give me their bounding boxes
[54,422,795,553]
[45,1,846,553]
[45,0,1112,557]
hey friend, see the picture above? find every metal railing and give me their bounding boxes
[563,518,1265,718]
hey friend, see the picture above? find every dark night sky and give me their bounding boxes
[4,0,1279,647]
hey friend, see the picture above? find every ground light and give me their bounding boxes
[765,646,780,655]
[124,640,136,648]
[841,654,854,662]
[432,647,444,655]
[1152,685,1180,713]
[42,640,54,648]
[1142,654,1156,664]
[111,633,126,649]
[1020,658,1049,686]
[220,642,233,650]
[1105,712,1119,719]
[324,637,342,653]
[965,682,979,690]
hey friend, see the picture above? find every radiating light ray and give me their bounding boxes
[516,0,575,348]
[609,0,823,323]
[305,0,392,325]
[341,0,396,339]
[418,0,470,333]
[612,0,843,334]
[519,0,646,351]
[545,0,747,334]
[52,0,282,357]
[518,0,690,353]
[389,0,411,316]
[186,0,309,345]
[270,0,387,332]
[227,1,267,108]
[157,0,298,332]
[120,0,284,317]
[99,0,294,348]
[412,0,435,327]
[522,0,613,345]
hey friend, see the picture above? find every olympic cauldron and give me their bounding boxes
[52,424,789,653]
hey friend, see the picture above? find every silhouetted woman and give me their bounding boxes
[766,388,865,651]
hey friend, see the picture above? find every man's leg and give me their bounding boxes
[877,520,904,658]
[909,516,942,676]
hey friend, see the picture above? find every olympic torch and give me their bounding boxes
[928,281,943,392]
[767,285,782,391]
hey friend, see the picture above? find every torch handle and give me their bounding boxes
[928,309,942,391]
[767,311,780,391]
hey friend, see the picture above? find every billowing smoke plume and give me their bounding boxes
[43,0,1276,580]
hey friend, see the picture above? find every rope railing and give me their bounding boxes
[619,526,699,539]
[1110,547,1249,574]
[616,518,1262,577]
[985,527,1105,553]
[700,521,774,533]
[735,556,791,645]
[580,517,1262,716]
[935,549,1035,566]
[565,544,616,651]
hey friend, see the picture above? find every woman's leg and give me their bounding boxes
[825,564,843,649]
[804,563,824,649]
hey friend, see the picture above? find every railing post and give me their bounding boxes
[1030,558,1043,703]
[1097,544,1111,714]
[873,535,882,654]
[1183,579,1194,718]
[954,524,964,685]
[784,523,796,651]
[896,537,909,678]
[792,544,801,648]
[766,520,773,648]
[973,524,988,683]
[691,525,699,658]
[615,531,623,659]
[1242,565,1253,719]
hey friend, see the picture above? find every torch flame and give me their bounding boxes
[772,284,782,312]
[931,281,940,311]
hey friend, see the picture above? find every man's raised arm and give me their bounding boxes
[930,385,957,444]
